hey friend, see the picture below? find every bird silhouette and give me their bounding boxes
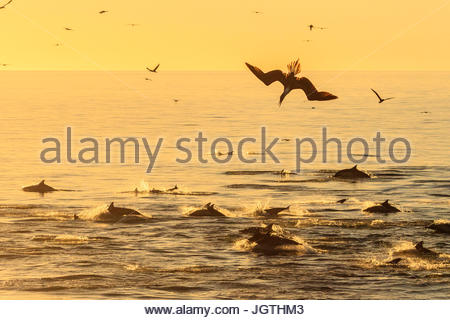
[146,64,160,73]
[245,59,338,105]
[0,0,13,9]
[371,88,394,103]
[127,24,140,27]
[99,10,108,14]
[145,77,152,81]
[308,24,327,31]
[64,27,73,31]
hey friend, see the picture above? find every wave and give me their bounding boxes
[124,181,218,196]
[124,264,222,274]
[41,274,108,281]
[226,184,312,192]
[31,234,110,244]
[224,170,292,176]
[359,240,450,271]
[296,218,429,229]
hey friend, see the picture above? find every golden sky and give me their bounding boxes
[1,0,449,70]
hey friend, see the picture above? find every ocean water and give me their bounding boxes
[0,71,449,299]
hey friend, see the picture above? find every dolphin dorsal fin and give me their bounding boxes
[108,202,114,211]
[352,165,357,169]
[382,200,389,206]
[389,258,402,265]
[39,180,45,185]
[415,241,424,250]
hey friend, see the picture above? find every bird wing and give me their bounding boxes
[0,0,12,8]
[245,63,286,86]
[146,67,152,72]
[153,64,160,71]
[292,77,338,101]
[371,88,382,100]
[292,77,318,98]
[384,97,394,101]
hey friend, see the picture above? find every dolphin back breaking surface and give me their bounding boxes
[334,165,371,180]
[78,202,150,223]
[22,180,57,193]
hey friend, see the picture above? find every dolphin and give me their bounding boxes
[427,222,450,234]
[414,241,438,256]
[247,229,302,253]
[262,205,290,217]
[187,203,226,217]
[249,232,299,247]
[394,241,440,260]
[387,258,403,265]
[363,200,400,214]
[240,223,304,254]
[22,180,57,193]
[240,224,275,235]
[334,165,370,179]
[96,202,145,222]
[166,185,178,192]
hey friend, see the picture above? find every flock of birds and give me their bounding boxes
[0,1,394,106]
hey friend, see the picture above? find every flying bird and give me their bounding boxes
[0,0,13,9]
[0,63,9,67]
[64,27,73,31]
[371,88,394,103]
[245,59,338,105]
[146,64,160,73]
[127,24,140,27]
[145,77,152,81]
[253,11,262,14]
[173,99,179,103]
[308,24,327,31]
[99,10,108,14]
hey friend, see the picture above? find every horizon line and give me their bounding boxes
[1,69,449,72]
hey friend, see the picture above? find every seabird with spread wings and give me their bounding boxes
[245,59,338,105]
[146,64,160,73]
[371,88,394,103]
